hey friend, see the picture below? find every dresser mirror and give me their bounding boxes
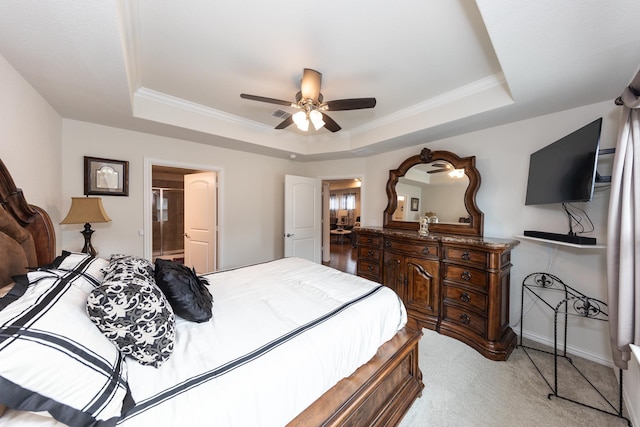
[383,148,484,236]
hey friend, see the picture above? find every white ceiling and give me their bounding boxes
[1,0,639,161]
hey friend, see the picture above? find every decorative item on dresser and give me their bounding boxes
[356,148,520,361]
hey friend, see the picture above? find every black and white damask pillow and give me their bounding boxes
[88,255,175,367]
[102,254,155,283]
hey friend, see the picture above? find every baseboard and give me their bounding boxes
[517,329,614,367]
[626,345,640,427]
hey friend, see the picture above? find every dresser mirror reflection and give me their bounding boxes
[383,148,484,236]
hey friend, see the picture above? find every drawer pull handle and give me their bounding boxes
[460,313,471,324]
[422,247,430,254]
[460,292,471,303]
[367,250,374,257]
[461,251,471,261]
[461,271,471,281]
[384,241,392,248]
[367,265,374,271]
[367,238,373,243]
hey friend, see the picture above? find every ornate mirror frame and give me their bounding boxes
[383,148,484,236]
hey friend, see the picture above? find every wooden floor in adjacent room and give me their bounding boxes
[323,241,357,275]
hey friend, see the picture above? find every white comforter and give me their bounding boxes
[2,257,406,427]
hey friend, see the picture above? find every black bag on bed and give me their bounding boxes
[154,259,213,323]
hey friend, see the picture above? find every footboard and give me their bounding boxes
[287,326,424,427]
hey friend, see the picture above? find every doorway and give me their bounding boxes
[321,177,362,273]
[144,160,220,273]
[152,186,184,262]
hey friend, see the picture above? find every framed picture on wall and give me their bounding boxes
[410,197,419,211]
[84,156,129,196]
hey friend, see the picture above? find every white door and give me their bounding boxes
[184,172,217,273]
[284,175,321,263]
[322,182,331,263]
[393,195,407,221]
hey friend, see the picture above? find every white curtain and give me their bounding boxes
[329,194,338,214]
[329,193,356,215]
[607,84,640,370]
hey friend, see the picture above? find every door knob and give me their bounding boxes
[285,233,295,237]
[184,233,190,238]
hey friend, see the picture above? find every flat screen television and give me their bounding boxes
[525,117,602,206]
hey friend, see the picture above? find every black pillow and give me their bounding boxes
[154,259,213,322]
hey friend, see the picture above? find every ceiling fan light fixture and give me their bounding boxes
[240,68,376,133]
[448,169,465,178]
[292,111,309,131]
[309,110,325,130]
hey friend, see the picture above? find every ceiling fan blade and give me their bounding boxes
[274,116,294,130]
[432,163,452,169]
[240,93,293,107]
[321,113,341,132]
[324,98,376,111]
[427,169,448,174]
[300,68,322,101]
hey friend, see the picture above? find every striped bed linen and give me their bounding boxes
[118,257,406,426]
[1,257,406,426]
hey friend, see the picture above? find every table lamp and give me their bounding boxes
[60,197,111,256]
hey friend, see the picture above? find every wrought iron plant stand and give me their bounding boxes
[519,272,630,425]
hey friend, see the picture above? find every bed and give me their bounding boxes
[0,159,423,427]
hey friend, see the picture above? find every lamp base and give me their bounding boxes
[80,223,97,257]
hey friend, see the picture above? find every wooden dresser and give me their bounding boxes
[356,227,520,361]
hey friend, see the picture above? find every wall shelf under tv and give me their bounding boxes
[516,234,606,249]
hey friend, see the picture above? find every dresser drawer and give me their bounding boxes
[358,234,382,247]
[444,265,487,289]
[442,304,486,337]
[384,238,439,258]
[443,246,488,267]
[357,260,381,277]
[358,246,381,261]
[443,285,487,313]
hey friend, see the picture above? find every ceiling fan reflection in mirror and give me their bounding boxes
[427,162,454,174]
[240,68,376,133]
[428,162,465,178]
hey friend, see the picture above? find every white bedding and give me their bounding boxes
[1,257,406,426]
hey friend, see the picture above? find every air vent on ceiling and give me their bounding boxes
[272,109,291,119]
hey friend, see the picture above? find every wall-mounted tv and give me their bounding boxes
[525,118,602,206]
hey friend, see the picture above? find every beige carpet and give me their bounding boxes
[399,329,630,427]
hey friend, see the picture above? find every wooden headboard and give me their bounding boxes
[0,159,56,286]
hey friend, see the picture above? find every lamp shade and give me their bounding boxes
[309,110,325,130]
[292,111,309,131]
[60,197,111,224]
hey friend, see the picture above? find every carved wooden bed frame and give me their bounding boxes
[0,158,424,426]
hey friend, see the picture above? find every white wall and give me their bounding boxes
[0,53,62,252]
[422,182,468,222]
[61,119,302,269]
[306,100,620,365]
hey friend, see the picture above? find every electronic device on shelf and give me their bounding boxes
[523,230,597,245]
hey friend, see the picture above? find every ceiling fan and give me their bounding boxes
[240,68,376,133]
[427,163,454,174]
[428,162,465,178]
